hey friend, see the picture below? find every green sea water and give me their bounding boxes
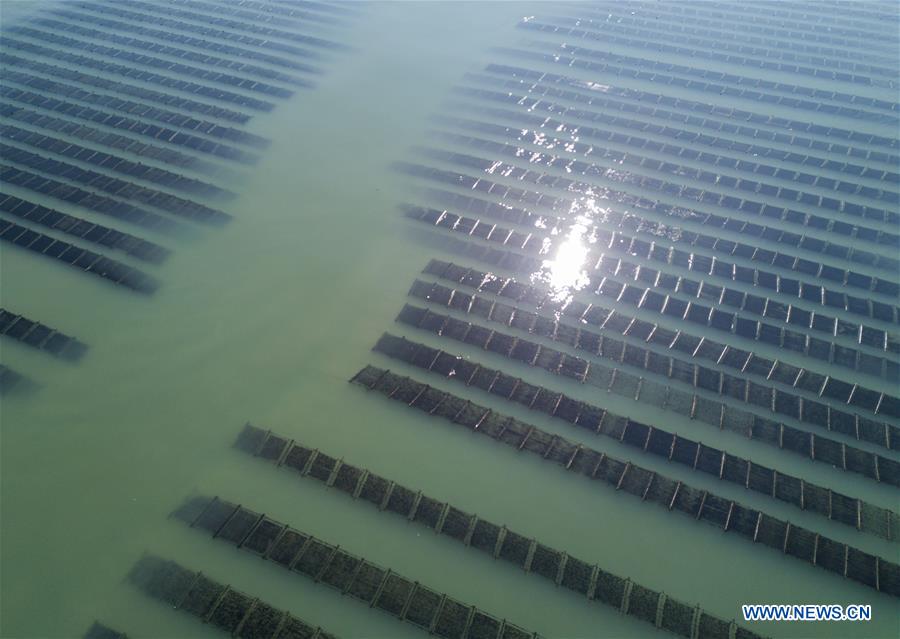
[1,2,898,638]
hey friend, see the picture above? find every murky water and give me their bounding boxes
[1,2,898,638]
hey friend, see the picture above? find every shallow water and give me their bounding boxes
[1,2,898,638]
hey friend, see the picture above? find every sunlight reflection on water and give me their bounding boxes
[531,196,606,305]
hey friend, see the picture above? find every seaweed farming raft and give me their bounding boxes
[174,496,541,639]
[82,622,128,639]
[0,365,26,395]
[0,308,87,360]
[0,0,358,394]
[0,194,169,263]
[0,218,159,294]
[373,331,899,541]
[128,555,338,639]
[350,365,900,597]
[382,1,900,625]
[405,258,900,466]
[233,423,766,639]
[401,268,900,479]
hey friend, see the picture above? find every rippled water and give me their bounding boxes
[1,2,898,638]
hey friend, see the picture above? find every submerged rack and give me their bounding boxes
[350,365,900,597]
[0,365,25,394]
[403,194,899,398]
[401,142,900,257]
[82,622,127,639]
[497,46,898,126]
[0,219,158,294]
[0,308,87,360]
[0,84,260,166]
[0,144,231,225]
[174,496,541,639]
[393,283,900,486]
[0,165,179,233]
[2,103,214,174]
[0,52,252,124]
[430,117,900,241]
[0,123,233,199]
[128,555,337,639]
[406,182,900,362]
[5,26,294,99]
[374,331,899,541]
[234,423,766,639]
[418,259,900,454]
[459,67,900,166]
[406,270,897,438]
[24,17,308,90]
[407,178,900,326]
[46,6,324,73]
[0,71,268,152]
[453,92,899,195]
[0,194,169,264]
[408,269,896,417]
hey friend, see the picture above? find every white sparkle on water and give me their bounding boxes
[532,197,604,304]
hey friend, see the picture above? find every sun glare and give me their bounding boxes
[532,198,604,304]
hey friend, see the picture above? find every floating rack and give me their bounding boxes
[0,365,25,394]
[407,271,897,439]
[0,219,158,294]
[410,253,900,446]
[395,277,900,484]
[2,104,217,173]
[374,331,899,540]
[0,144,231,225]
[82,622,128,639]
[175,497,541,639]
[0,308,88,360]
[350,365,899,597]
[0,194,169,263]
[234,423,767,639]
[0,165,180,233]
[0,52,252,124]
[453,78,900,191]
[496,45,898,126]
[473,64,899,149]
[128,555,338,639]
[0,125,232,200]
[405,197,899,370]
